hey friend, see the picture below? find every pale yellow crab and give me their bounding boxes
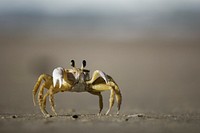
[32,60,122,117]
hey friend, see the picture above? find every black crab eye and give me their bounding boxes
[82,60,86,68]
[71,60,75,67]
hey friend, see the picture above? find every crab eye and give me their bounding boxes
[71,60,75,67]
[82,60,86,68]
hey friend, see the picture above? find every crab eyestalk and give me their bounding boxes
[71,60,75,68]
[81,60,86,69]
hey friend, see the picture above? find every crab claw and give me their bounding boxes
[98,70,109,84]
[52,67,64,88]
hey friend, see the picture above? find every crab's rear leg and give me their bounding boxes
[88,91,103,115]
[42,92,51,117]
[32,74,46,106]
[48,86,64,116]
[108,81,122,115]
[38,83,49,116]
[49,90,58,116]
[33,82,40,106]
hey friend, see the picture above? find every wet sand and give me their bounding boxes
[1,113,200,133]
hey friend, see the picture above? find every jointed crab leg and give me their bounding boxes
[48,87,60,116]
[32,74,53,106]
[106,89,115,115]
[38,83,48,116]
[49,93,57,115]
[88,91,103,114]
[46,82,73,116]
[89,79,122,115]
[41,92,49,116]
[90,84,115,115]
[40,87,58,117]
[32,74,55,116]
[107,80,122,114]
[87,70,122,114]
[33,74,45,106]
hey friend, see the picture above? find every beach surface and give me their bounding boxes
[1,112,200,133]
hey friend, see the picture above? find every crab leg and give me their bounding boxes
[107,81,122,114]
[90,79,122,115]
[33,80,41,106]
[90,84,115,115]
[32,74,46,106]
[115,90,122,114]
[49,91,58,116]
[106,89,115,115]
[42,92,50,115]
[88,91,103,114]
[38,83,48,116]
[33,74,53,106]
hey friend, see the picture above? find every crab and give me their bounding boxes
[32,60,122,117]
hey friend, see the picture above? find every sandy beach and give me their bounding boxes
[1,112,200,133]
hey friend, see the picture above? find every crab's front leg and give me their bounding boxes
[108,81,122,115]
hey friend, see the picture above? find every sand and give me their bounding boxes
[1,113,200,133]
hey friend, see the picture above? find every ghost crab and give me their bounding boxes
[32,60,122,117]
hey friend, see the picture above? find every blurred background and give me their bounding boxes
[0,0,200,114]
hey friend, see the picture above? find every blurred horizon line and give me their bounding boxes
[0,2,200,16]
[1,6,200,41]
